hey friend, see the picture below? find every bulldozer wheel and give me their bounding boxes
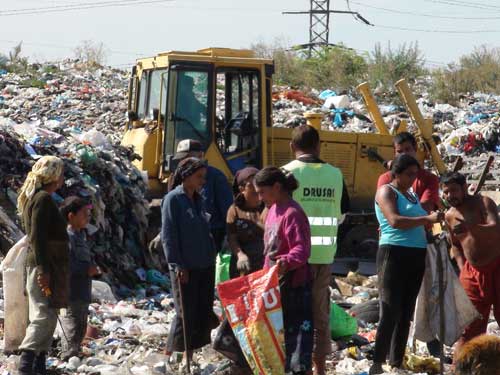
[338,224,379,259]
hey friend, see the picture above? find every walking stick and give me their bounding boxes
[177,274,191,374]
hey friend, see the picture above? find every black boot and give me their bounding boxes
[18,350,35,375]
[33,352,47,375]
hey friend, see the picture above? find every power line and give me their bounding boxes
[0,0,174,16]
[424,0,500,12]
[375,25,500,34]
[350,0,500,20]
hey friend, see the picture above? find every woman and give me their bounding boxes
[254,167,313,375]
[370,154,443,375]
[216,167,264,372]
[227,166,264,278]
[161,157,217,370]
[17,156,69,375]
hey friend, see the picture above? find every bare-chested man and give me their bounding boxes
[441,172,500,347]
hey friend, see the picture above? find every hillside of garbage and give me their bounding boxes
[1,60,500,374]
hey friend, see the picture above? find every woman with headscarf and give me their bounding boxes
[227,167,264,278]
[161,157,217,370]
[214,167,264,373]
[17,156,69,375]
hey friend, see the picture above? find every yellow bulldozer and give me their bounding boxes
[122,47,446,272]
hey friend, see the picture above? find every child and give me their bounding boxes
[254,167,313,375]
[60,196,100,359]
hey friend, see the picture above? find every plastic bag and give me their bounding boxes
[413,234,480,346]
[215,252,232,285]
[1,236,29,351]
[92,280,117,303]
[330,302,358,339]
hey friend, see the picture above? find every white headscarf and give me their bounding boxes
[17,155,64,215]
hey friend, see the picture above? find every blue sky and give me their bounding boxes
[1,0,500,69]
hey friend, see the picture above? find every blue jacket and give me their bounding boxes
[161,185,216,270]
[67,228,92,303]
[201,166,233,231]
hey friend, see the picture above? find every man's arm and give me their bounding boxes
[445,210,466,270]
[341,180,350,214]
[215,169,233,223]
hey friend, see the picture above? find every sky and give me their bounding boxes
[1,0,500,70]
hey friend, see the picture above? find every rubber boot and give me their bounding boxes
[18,350,36,375]
[33,352,47,375]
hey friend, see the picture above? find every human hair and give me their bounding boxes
[455,335,500,375]
[291,125,320,153]
[254,167,299,193]
[440,172,467,186]
[393,131,417,148]
[60,196,88,220]
[390,154,420,178]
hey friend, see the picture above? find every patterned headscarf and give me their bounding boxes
[170,157,207,191]
[17,156,64,215]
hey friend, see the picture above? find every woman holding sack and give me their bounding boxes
[254,167,314,375]
[161,157,218,371]
[370,154,443,375]
[17,156,69,375]
[214,167,265,373]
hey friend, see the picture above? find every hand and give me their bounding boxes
[177,269,189,284]
[428,211,445,223]
[236,251,251,274]
[148,234,162,253]
[88,265,102,277]
[277,259,288,276]
[37,273,51,296]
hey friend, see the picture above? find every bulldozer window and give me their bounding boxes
[137,72,148,119]
[215,69,261,172]
[146,69,168,120]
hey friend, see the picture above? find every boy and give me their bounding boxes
[60,196,100,359]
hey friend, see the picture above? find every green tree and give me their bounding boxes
[369,42,426,89]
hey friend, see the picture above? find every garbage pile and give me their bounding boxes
[0,280,231,375]
[0,61,157,293]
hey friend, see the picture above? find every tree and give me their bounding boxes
[369,42,426,89]
[74,40,107,67]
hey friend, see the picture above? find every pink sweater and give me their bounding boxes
[263,199,311,286]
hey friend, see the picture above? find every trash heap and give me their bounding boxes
[0,61,157,294]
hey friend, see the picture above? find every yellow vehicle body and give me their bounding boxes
[121,48,444,261]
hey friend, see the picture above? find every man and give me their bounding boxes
[441,172,500,350]
[377,132,440,213]
[282,125,349,375]
[171,139,233,251]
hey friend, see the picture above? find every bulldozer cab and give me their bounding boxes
[124,48,274,193]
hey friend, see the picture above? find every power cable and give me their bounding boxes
[375,24,500,34]
[350,0,500,20]
[0,0,174,16]
[423,0,500,12]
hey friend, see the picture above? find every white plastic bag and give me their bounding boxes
[92,280,117,303]
[413,234,480,346]
[1,236,29,351]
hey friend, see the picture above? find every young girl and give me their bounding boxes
[254,167,313,375]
